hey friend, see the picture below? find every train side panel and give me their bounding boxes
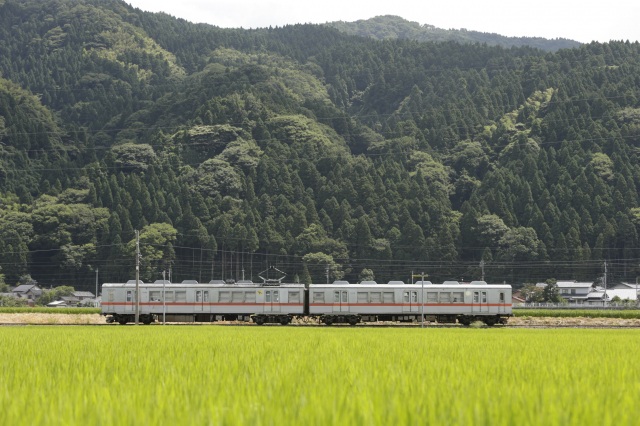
[308,283,512,325]
[102,282,304,324]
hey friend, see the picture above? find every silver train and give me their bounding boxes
[101,279,512,326]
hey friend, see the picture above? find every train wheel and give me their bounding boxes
[459,316,472,326]
[483,317,497,327]
[323,317,334,326]
[348,317,359,326]
[255,317,265,326]
[279,317,290,326]
[118,319,128,325]
[142,315,152,325]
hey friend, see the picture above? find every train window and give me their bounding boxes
[452,292,464,303]
[473,292,479,303]
[245,292,256,303]
[427,292,438,303]
[439,293,451,303]
[232,291,244,303]
[196,291,202,302]
[482,292,487,303]
[383,292,394,303]
[370,292,381,303]
[313,292,325,303]
[403,292,410,303]
[175,291,187,302]
[219,291,231,303]
[334,291,340,303]
[266,291,271,303]
[341,291,347,303]
[165,291,174,302]
[273,291,280,303]
[203,291,209,302]
[499,292,505,303]
[126,291,133,302]
[150,291,162,302]
[357,292,368,303]
[289,292,300,303]
[411,292,418,303]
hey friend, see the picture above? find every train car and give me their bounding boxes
[308,280,512,326]
[101,280,305,325]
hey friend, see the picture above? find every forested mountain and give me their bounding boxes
[1,0,639,291]
[326,15,581,52]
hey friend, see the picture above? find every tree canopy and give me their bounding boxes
[0,0,639,290]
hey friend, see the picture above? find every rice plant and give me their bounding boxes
[0,327,638,425]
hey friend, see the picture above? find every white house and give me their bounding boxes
[585,287,638,305]
[556,281,593,304]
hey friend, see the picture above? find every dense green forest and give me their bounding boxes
[1,0,639,291]
[326,15,581,52]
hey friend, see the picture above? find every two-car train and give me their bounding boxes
[101,278,512,326]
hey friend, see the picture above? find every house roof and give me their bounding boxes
[73,291,95,298]
[616,282,640,289]
[12,284,41,293]
[60,296,80,302]
[556,281,593,288]
[586,291,605,299]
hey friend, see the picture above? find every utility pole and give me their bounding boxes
[162,270,166,325]
[603,261,608,308]
[326,264,330,284]
[480,260,485,282]
[95,268,99,308]
[135,230,140,325]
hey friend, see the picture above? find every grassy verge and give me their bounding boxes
[514,309,640,319]
[0,307,101,315]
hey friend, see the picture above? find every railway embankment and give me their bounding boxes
[2,313,640,327]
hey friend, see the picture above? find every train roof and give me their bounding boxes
[309,282,512,289]
[102,281,511,289]
[102,282,305,288]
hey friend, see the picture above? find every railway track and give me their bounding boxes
[2,321,640,329]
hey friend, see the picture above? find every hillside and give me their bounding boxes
[326,15,581,51]
[0,0,639,291]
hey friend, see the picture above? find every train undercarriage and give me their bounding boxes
[317,313,510,326]
[104,313,510,326]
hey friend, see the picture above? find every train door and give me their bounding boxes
[265,290,281,312]
[333,290,349,312]
[499,291,506,313]
[195,290,209,312]
[472,291,488,313]
[125,289,136,313]
[402,291,419,313]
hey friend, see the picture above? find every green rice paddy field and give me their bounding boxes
[1,327,638,425]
